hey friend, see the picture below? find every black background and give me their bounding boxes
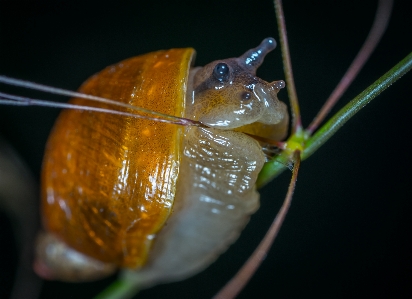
[0,0,411,298]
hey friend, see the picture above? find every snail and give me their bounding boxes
[32,37,289,286]
[1,1,409,298]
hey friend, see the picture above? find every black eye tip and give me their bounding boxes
[213,62,230,82]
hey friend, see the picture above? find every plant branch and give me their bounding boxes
[303,52,412,160]
[93,279,139,299]
[257,52,412,188]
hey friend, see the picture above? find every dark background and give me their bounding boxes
[0,0,411,298]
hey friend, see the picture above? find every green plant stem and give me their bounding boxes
[257,52,412,188]
[256,151,288,188]
[93,279,140,299]
[303,52,412,160]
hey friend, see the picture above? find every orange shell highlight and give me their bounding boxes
[41,48,194,268]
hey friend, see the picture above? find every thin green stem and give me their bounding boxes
[257,52,412,188]
[303,52,412,160]
[256,148,288,188]
[93,279,140,299]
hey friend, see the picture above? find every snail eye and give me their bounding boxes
[241,91,251,101]
[213,62,230,82]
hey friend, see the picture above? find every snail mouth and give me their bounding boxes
[252,84,286,126]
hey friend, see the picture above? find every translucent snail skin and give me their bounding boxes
[35,39,288,286]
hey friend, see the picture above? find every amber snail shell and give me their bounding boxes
[34,38,289,285]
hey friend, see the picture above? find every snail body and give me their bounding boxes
[34,38,288,285]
